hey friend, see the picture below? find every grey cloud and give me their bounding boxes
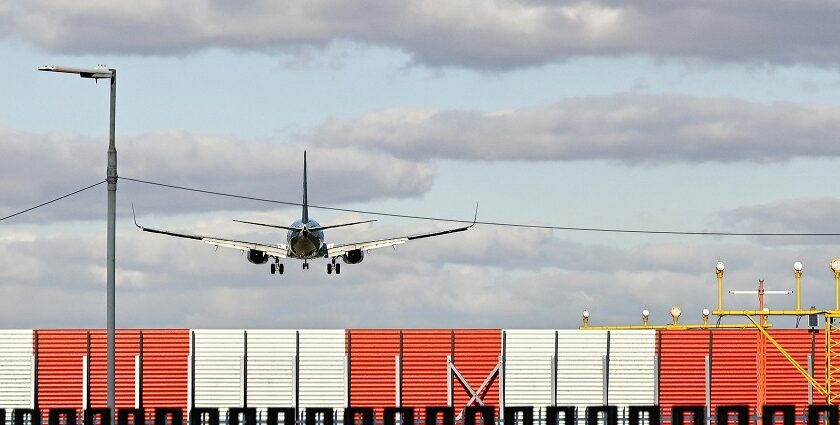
[311,94,840,163]
[3,1,840,69]
[722,197,840,245]
[0,127,434,222]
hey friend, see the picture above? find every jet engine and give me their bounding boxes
[341,249,365,264]
[247,249,269,264]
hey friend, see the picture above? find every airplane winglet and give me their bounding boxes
[131,203,141,229]
[466,202,479,228]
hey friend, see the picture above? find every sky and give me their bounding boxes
[2,1,840,330]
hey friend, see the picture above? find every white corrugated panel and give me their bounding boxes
[246,330,296,409]
[556,330,607,409]
[503,330,555,407]
[608,330,655,407]
[298,330,345,410]
[0,329,33,421]
[193,329,245,409]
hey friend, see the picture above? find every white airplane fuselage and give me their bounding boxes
[287,219,325,259]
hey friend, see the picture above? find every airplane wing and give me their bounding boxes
[134,213,288,258]
[326,220,475,258]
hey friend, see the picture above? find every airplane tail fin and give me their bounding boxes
[302,151,309,223]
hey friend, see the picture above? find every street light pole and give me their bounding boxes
[38,65,117,415]
[106,68,117,416]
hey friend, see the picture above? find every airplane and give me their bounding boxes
[134,152,476,275]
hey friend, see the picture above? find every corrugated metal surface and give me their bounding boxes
[0,329,33,423]
[711,330,757,411]
[141,330,189,412]
[453,330,501,414]
[346,330,399,415]
[89,330,140,409]
[556,330,607,409]
[36,330,87,412]
[502,330,555,407]
[402,330,450,408]
[193,330,245,408]
[608,330,655,407]
[658,330,709,425]
[765,330,824,421]
[298,330,345,409]
[246,330,296,409]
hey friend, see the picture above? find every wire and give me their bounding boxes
[0,180,106,222]
[122,176,840,237]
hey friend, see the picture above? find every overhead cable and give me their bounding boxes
[121,176,840,237]
[0,180,106,222]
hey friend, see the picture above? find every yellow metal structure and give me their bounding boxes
[795,269,802,311]
[744,315,828,398]
[581,323,772,330]
[717,269,724,311]
[826,313,840,404]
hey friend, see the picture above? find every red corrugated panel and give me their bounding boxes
[402,330,451,409]
[452,330,501,416]
[36,330,88,421]
[712,330,757,411]
[141,330,189,414]
[347,330,400,416]
[89,330,141,409]
[765,330,824,424]
[659,330,710,425]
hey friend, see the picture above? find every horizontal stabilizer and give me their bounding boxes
[233,219,376,232]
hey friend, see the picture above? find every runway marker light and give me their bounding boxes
[670,306,681,325]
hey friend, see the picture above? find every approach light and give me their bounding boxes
[582,310,590,319]
[702,308,710,316]
[670,306,682,325]
[716,261,725,272]
[794,261,803,272]
[642,309,650,318]
[831,258,840,273]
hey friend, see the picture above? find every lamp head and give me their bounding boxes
[794,261,803,272]
[716,261,725,272]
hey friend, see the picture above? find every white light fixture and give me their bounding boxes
[702,308,710,316]
[582,310,590,319]
[670,306,682,324]
[642,309,650,318]
[794,261,803,272]
[716,261,725,272]
[831,258,840,273]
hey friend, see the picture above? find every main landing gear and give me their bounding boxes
[270,261,284,275]
[327,259,341,275]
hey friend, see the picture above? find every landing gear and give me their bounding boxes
[302,261,310,270]
[327,258,341,275]
[270,262,284,275]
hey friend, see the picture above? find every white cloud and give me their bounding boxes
[4,210,837,328]
[3,1,840,69]
[311,94,840,163]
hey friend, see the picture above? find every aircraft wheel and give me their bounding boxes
[270,264,276,274]
[327,263,333,274]
[335,263,341,274]
[278,264,284,274]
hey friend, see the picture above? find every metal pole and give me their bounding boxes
[795,270,802,311]
[835,271,840,311]
[717,269,724,311]
[106,68,117,416]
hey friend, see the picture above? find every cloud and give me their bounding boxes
[311,94,840,163]
[2,206,839,328]
[3,1,840,69]
[0,127,434,222]
[722,197,840,245]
